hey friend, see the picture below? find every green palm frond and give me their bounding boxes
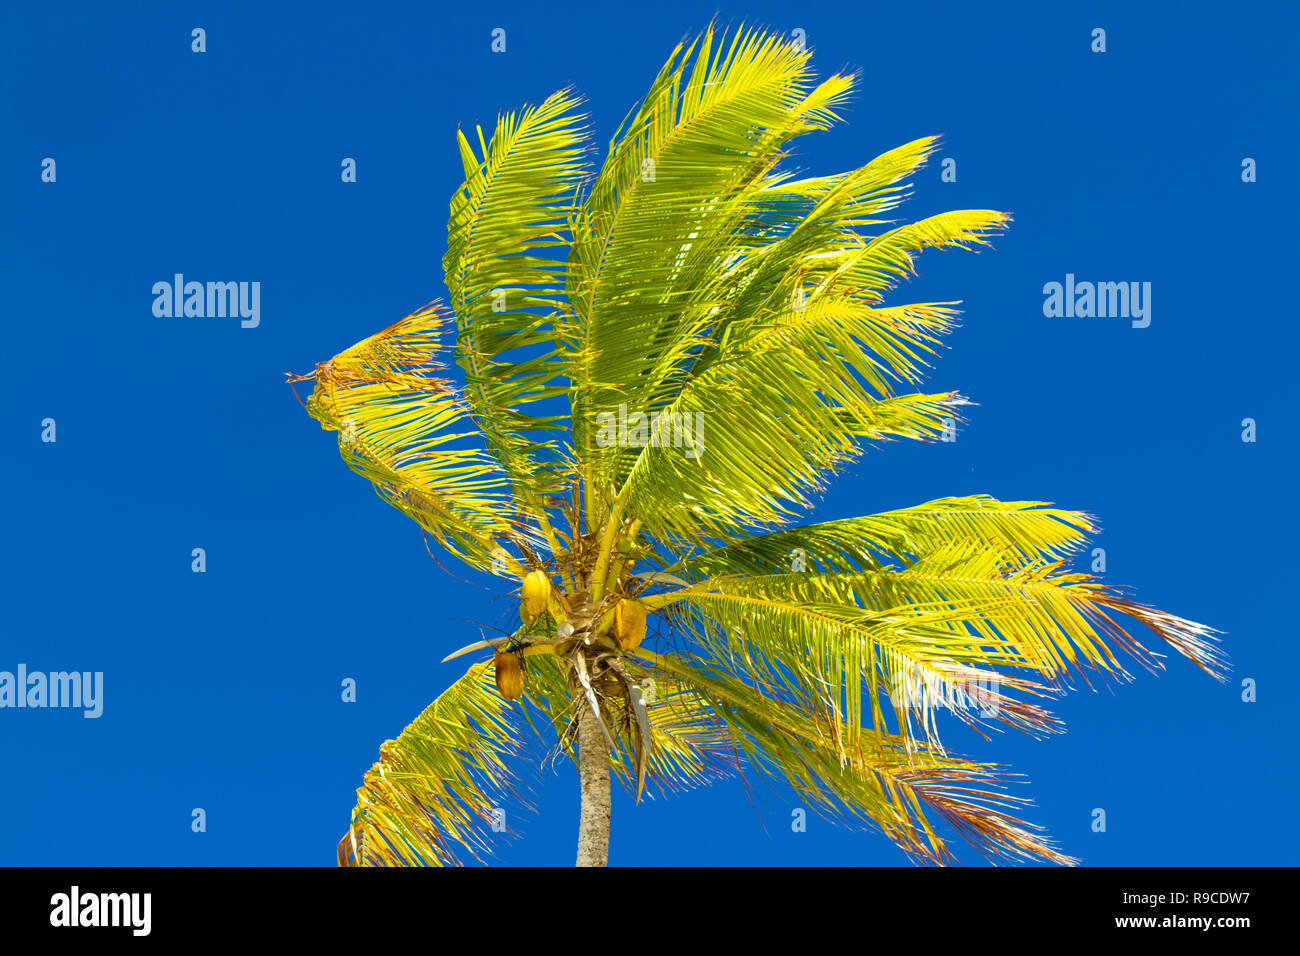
[653,578,1051,750]
[564,24,856,526]
[635,649,1076,865]
[558,30,1008,546]
[630,678,739,792]
[612,298,973,541]
[717,137,955,318]
[644,496,1223,748]
[668,496,1099,578]
[833,210,1012,303]
[642,496,1223,755]
[444,88,590,504]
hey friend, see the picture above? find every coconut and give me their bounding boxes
[494,648,524,700]
[613,598,647,650]
[520,570,550,624]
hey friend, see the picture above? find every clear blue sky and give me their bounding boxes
[2,0,1295,866]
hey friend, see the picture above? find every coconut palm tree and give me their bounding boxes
[289,24,1224,867]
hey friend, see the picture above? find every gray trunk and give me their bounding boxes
[575,701,611,866]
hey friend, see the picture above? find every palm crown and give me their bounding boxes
[290,24,1224,867]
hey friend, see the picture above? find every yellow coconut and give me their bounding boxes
[613,599,647,650]
[494,648,524,701]
[520,570,550,624]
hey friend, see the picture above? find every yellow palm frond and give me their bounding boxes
[292,301,529,572]
[338,661,529,867]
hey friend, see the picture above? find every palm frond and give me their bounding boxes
[444,88,590,503]
[670,496,1099,578]
[613,299,974,542]
[294,301,528,572]
[636,649,1076,865]
[337,661,530,867]
[565,24,856,524]
[564,79,1008,547]
[644,496,1223,751]
[679,566,1219,747]
[830,210,1011,304]
[521,652,737,798]
[659,578,1061,750]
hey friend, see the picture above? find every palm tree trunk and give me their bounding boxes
[575,701,611,866]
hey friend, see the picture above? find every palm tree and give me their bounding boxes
[289,24,1224,867]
